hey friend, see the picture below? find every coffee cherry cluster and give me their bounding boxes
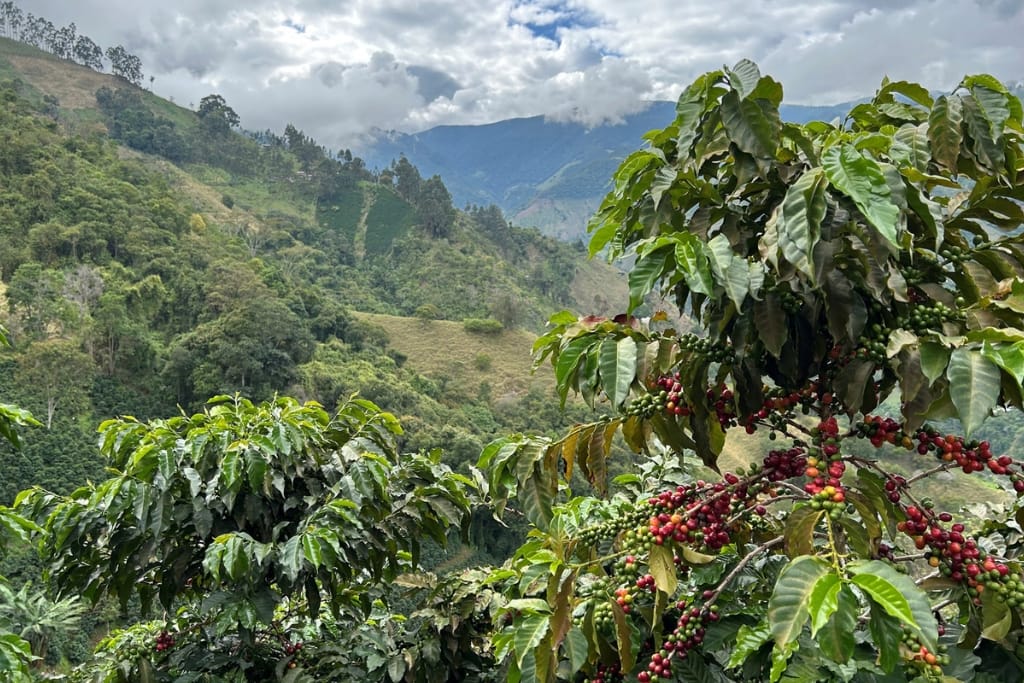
[858,323,891,364]
[901,628,950,682]
[678,334,734,363]
[745,390,805,435]
[855,415,905,449]
[637,603,720,682]
[778,289,803,314]
[706,385,738,429]
[644,479,752,552]
[576,503,651,549]
[651,374,691,417]
[800,418,848,512]
[283,641,303,656]
[913,428,1024,483]
[938,244,969,264]
[154,630,175,653]
[894,301,964,336]
[762,447,807,481]
[625,392,667,418]
[882,475,908,503]
[582,663,623,683]
[897,504,1024,608]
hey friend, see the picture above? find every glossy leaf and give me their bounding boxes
[947,346,1002,436]
[848,560,938,652]
[599,336,638,408]
[629,249,671,312]
[512,614,549,668]
[706,234,751,309]
[726,622,771,669]
[767,555,830,647]
[720,90,779,161]
[822,143,900,248]
[648,543,678,595]
[929,95,963,172]
[675,232,715,295]
[807,572,841,635]
[783,507,823,558]
[816,584,857,663]
[775,168,828,280]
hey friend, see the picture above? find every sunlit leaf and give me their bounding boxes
[768,555,830,646]
[947,346,1001,436]
[822,143,901,248]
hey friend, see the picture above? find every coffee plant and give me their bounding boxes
[16,394,476,680]
[0,324,39,679]
[480,62,1024,681]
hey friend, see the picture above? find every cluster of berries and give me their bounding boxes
[582,663,622,683]
[677,334,733,363]
[637,602,720,683]
[643,478,751,552]
[854,417,1024,493]
[154,630,175,653]
[897,504,1024,608]
[901,628,950,682]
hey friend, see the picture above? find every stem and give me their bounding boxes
[906,462,953,485]
[823,513,844,573]
[705,537,784,606]
[725,495,805,526]
[893,553,927,563]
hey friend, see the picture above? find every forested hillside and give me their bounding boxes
[0,35,629,507]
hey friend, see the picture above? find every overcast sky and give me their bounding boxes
[16,0,1024,151]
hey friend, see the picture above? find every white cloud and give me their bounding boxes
[15,0,1024,149]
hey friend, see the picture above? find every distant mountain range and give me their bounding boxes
[359,100,858,241]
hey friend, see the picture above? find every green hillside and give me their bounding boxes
[0,35,627,512]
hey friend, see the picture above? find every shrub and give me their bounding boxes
[462,318,503,334]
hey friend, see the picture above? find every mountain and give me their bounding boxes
[360,100,856,241]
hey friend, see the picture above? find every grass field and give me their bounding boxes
[355,312,555,399]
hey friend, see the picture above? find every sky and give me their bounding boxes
[15,0,1024,152]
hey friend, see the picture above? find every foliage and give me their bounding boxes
[0,323,39,679]
[95,86,187,161]
[463,318,505,334]
[0,580,86,662]
[19,394,475,680]
[480,63,1024,682]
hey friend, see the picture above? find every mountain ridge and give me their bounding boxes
[357,99,861,240]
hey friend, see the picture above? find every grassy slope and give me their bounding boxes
[355,312,555,398]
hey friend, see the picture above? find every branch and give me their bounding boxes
[705,537,784,606]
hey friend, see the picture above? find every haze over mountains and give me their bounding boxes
[360,99,857,241]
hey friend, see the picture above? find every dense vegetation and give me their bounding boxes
[4,21,1024,683]
[0,32,622,675]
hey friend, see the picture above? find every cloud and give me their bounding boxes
[14,0,1024,149]
[406,65,462,102]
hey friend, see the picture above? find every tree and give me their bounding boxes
[197,93,240,137]
[392,155,422,202]
[20,395,474,680]
[0,1,23,39]
[15,338,96,429]
[417,175,455,238]
[0,582,85,665]
[52,22,75,60]
[105,45,143,85]
[6,263,68,340]
[72,34,103,70]
[481,63,1024,681]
